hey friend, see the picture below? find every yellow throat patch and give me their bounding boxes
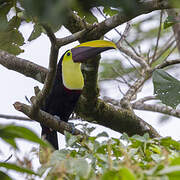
[62,50,84,90]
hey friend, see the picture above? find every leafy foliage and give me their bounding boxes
[153,69,180,108]
[38,132,180,180]
[0,125,180,179]
[0,0,145,55]
[0,124,49,179]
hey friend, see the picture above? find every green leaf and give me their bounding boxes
[49,150,69,165]
[151,154,163,163]
[2,138,17,149]
[28,24,43,41]
[5,125,48,146]
[0,162,37,175]
[0,29,24,55]
[160,137,180,151]
[153,69,180,108]
[0,171,12,180]
[68,159,91,178]
[131,134,149,143]
[0,16,8,31]
[20,0,70,27]
[65,131,78,147]
[103,7,119,16]
[0,124,48,148]
[170,157,180,166]
[7,16,21,30]
[164,16,178,29]
[96,131,109,138]
[0,43,24,55]
[102,168,136,180]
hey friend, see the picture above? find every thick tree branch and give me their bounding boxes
[82,0,171,40]
[0,50,47,83]
[13,102,83,135]
[76,97,160,138]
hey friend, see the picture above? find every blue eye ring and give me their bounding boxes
[67,52,71,56]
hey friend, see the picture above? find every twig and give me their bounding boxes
[118,85,125,96]
[132,102,180,119]
[117,22,131,45]
[116,44,150,71]
[111,67,131,87]
[122,54,142,76]
[151,10,163,62]
[156,59,180,69]
[120,75,147,109]
[0,114,32,121]
[133,96,157,104]
[56,27,94,48]
[4,154,13,162]
[151,38,175,62]
[96,7,140,57]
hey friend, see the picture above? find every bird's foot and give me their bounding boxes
[54,116,76,135]
[54,115,60,121]
[68,122,76,135]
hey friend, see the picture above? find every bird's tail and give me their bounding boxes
[41,125,58,150]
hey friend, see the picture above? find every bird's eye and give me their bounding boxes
[67,52,71,56]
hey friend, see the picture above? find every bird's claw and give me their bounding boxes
[54,115,60,121]
[54,116,75,135]
[68,122,76,135]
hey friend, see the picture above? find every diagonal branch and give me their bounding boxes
[0,50,47,83]
[116,44,150,71]
[84,0,171,40]
[151,10,163,63]
[13,102,83,135]
[56,26,95,48]
[156,59,180,69]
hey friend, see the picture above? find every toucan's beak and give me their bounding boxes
[71,40,117,63]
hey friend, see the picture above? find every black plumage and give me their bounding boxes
[41,51,82,149]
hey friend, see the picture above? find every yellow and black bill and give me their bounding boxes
[71,40,116,63]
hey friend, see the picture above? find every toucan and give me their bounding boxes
[41,40,116,149]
